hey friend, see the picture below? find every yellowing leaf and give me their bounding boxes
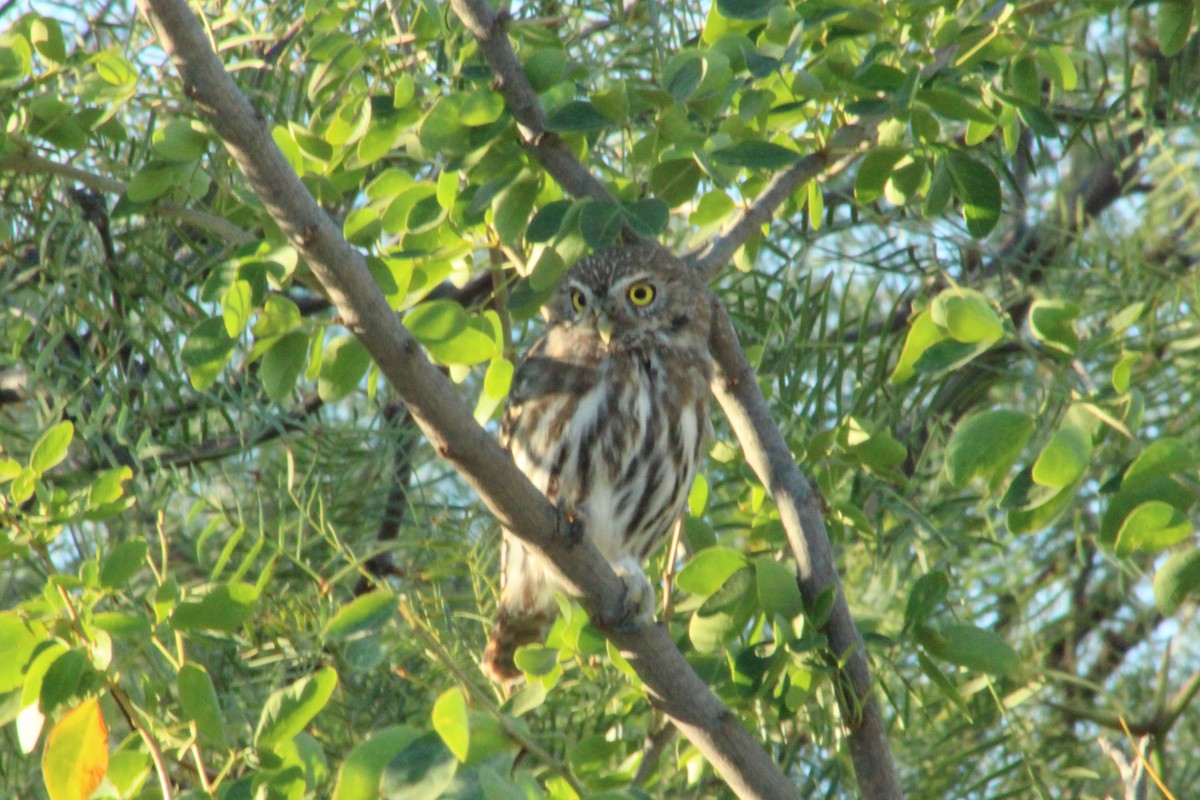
[42,697,108,800]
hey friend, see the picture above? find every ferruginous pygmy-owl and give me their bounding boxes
[483,243,713,684]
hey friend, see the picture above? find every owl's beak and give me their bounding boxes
[595,311,614,345]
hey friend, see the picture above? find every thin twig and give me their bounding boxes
[0,147,255,246]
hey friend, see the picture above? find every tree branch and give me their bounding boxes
[687,121,873,282]
[135,0,801,796]
[0,147,256,246]
[708,303,902,799]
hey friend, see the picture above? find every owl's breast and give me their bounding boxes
[506,348,710,563]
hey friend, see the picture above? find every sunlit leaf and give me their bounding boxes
[945,409,1034,488]
[918,623,1020,676]
[42,698,107,800]
[31,421,73,475]
[255,666,339,748]
[676,547,749,596]
[171,582,259,632]
[1154,547,1200,615]
[318,335,372,401]
[711,140,802,170]
[1114,501,1192,556]
[178,664,227,746]
[431,687,469,762]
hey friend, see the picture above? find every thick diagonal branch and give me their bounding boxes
[709,303,902,799]
[136,0,800,797]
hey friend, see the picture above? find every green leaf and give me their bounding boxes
[221,279,254,338]
[31,421,73,475]
[459,88,504,126]
[544,101,610,134]
[905,570,949,628]
[1153,547,1200,615]
[1032,427,1092,488]
[651,158,703,208]
[404,301,496,366]
[152,120,207,162]
[343,207,381,247]
[946,153,1001,238]
[30,19,66,64]
[1028,299,1081,355]
[623,198,670,237]
[493,179,539,247]
[1112,351,1140,393]
[252,294,302,340]
[1007,54,1041,106]
[513,645,558,676]
[918,623,1020,676]
[930,289,1003,343]
[182,317,236,390]
[579,201,623,250]
[944,409,1034,488]
[689,606,741,654]
[100,540,147,589]
[419,96,469,152]
[1157,0,1194,57]
[380,732,457,799]
[366,256,414,309]
[890,309,948,384]
[127,162,188,202]
[754,557,802,620]
[255,666,339,748]
[711,140,802,170]
[918,88,995,124]
[0,34,33,86]
[483,357,514,400]
[1114,501,1192,556]
[717,0,777,20]
[526,200,572,244]
[318,335,371,401]
[0,613,42,693]
[677,547,749,596]
[178,663,227,746]
[261,332,309,402]
[854,147,907,203]
[333,726,420,800]
[172,582,259,632]
[323,591,397,639]
[663,51,705,102]
[431,687,469,762]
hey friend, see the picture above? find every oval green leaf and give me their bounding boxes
[676,546,749,596]
[178,663,227,746]
[944,409,1034,488]
[255,666,339,749]
[1031,426,1092,488]
[1114,501,1192,556]
[31,421,74,475]
[1153,547,1200,615]
[318,335,371,401]
[431,687,469,762]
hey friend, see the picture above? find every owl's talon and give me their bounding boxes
[610,557,656,633]
[554,497,585,545]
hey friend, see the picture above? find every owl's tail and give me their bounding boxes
[483,606,555,685]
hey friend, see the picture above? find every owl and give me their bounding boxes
[483,243,713,684]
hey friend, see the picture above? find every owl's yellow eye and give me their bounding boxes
[570,288,587,312]
[627,281,655,307]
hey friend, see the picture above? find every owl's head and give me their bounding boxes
[546,243,711,353]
